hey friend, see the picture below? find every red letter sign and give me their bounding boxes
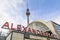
[2,22,9,29]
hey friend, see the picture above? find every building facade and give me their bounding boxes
[1,20,60,40]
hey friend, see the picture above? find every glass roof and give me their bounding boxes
[28,22,50,32]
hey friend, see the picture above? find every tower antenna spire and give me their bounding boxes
[26,0,29,11]
[27,0,28,9]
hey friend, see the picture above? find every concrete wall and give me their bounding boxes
[6,31,57,40]
[30,35,47,40]
[12,32,24,40]
[0,36,6,40]
[6,33,11,40]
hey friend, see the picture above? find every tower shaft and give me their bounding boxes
[27,15,29,26]
[26,0,30,26]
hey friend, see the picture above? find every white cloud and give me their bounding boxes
[0,0,27,35]
[54,17,60,25]
[0,0,27,28]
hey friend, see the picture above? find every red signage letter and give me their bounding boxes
[2,22,9,29]
[17,25,21,32]
[11,23,16,30]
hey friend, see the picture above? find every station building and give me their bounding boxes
[0,20,60,40]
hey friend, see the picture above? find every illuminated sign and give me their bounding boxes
[2,22,57,39]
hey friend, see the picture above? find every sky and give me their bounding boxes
[0,0,60,30]
[28,0,60,21]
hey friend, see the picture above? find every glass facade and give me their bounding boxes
[28,22,50,32]
[53,23,60,32]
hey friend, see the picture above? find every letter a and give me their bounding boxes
[2,22,9,29]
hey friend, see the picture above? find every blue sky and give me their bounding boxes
[0,0,60,27]
[27,0,60,21]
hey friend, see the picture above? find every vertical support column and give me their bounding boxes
[10,32,13,40]
[24,32,30,40]
[5,37,6,40]
[47,38,50,40]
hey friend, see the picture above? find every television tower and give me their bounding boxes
[26,0,30,26]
